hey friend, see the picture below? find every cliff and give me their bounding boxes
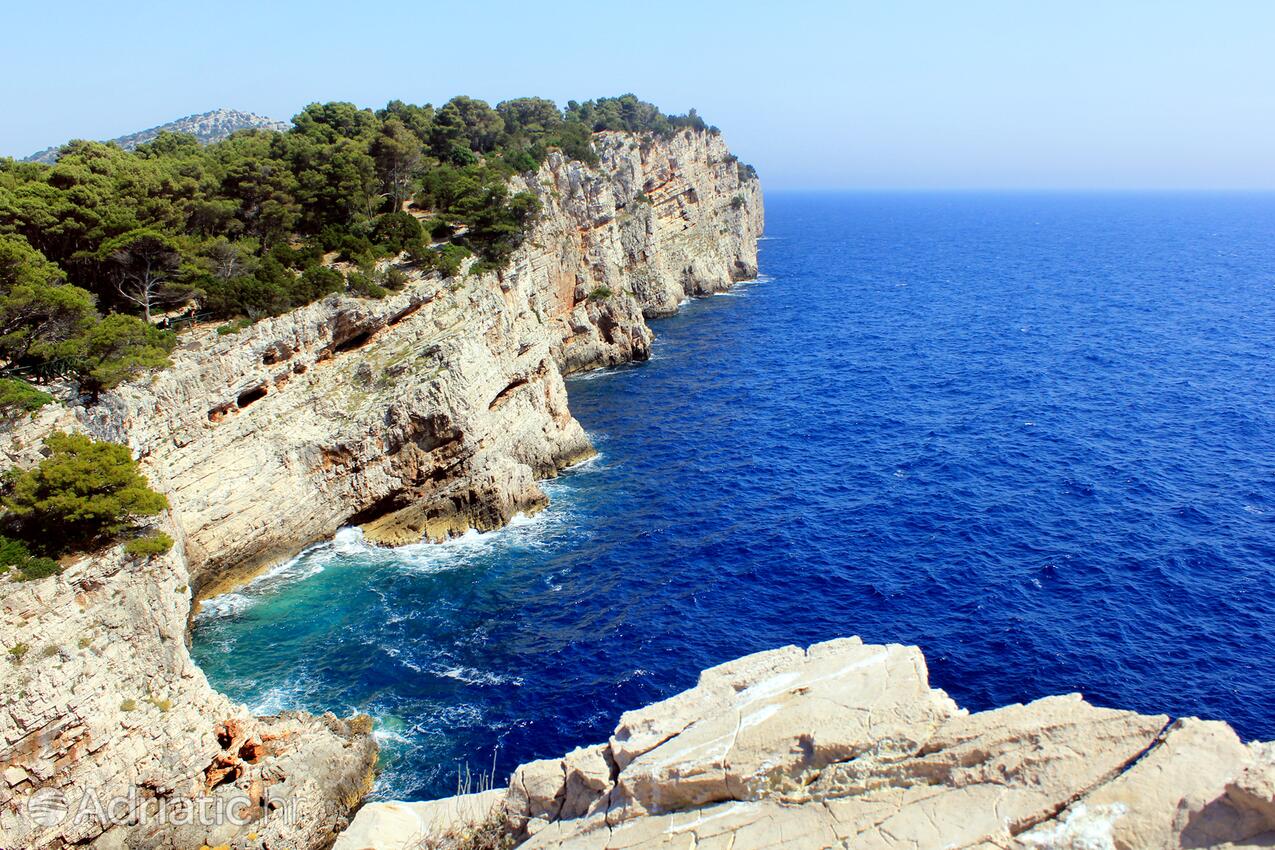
[0,127,762,849]
[337,637,1275,850]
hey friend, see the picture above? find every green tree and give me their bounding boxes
[496,97,563,142]
[0,235,96,364]
[371,118,423,209]
[445,97,505,153]
[4,431,168,545]
[74,313,175,399]
[98,228,191,323]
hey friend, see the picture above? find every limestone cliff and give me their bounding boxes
[0,127,762,849]
[337,638,1275,850]
[75,127,762,596]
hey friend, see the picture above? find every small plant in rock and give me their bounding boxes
[8,643,29,662]
[216,317,254,336]
[124,531,174,559]
[145,694,172,712]
[120,698,137,712]
[413,812,516,850]
[587,285,613,302]
[0,534,61,581]
[0,379,54,419]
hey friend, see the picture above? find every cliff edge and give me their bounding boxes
[337,637,1275,850]
[0,127,762,849]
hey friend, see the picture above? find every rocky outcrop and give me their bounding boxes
[0,530,375,850]
[0,127,761,849]
[341,638,1275,850]
[24,108,291,163]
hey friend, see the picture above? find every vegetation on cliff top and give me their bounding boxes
[0,94,735,400]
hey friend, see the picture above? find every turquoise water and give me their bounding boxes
[192,192,1275,800]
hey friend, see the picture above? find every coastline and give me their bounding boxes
[0,126,763,850]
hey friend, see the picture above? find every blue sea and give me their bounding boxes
[192,192,1275,800]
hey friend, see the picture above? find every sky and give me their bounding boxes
[3,0,1273,189]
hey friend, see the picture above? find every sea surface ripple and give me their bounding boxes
[192,192,1275,800]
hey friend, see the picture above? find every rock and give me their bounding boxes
[0,540,376,850]
[332,790,504,850]
[343,638,1275,850]
[54,127,761,598]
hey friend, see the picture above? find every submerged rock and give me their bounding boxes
[340,637,1275,849]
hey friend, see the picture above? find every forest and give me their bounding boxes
[0,94,719,400]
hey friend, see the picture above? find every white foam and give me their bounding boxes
[248,682,312,715]
[195,592,256,621]
[196,530,354,621]
[438,666,524,687]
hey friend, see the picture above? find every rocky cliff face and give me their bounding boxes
[74,127,762,596]
[338,637,1275,850]
[0,532,375,850]
[0,127,762,849]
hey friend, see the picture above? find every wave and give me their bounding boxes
[195,592,256,621]
[437,666,524,687]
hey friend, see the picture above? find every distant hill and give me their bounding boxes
[23,109,290,163]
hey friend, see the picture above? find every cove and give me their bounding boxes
[192,191,1275,801]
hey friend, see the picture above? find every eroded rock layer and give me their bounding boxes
[340,638,1275,850]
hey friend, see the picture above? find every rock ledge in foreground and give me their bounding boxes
[338,637,1275,850]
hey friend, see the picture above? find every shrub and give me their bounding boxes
[291,266,345,304]
[346,271,387,300]
[0,379,53,419]
[371,212,425,254]
[0,534,61,580]
[381,267,409,291]
[120,698,137,712]
[124,531,174,558]
[270,241,324,271]
[587,286,613,301]
[423,218,455,240]
[8,643,29,662]
[336,234,377,264]
[216,317,254,336]
[416,244,471,278]
[4,432,168,547]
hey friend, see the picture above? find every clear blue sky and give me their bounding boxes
[3,0,1273,189]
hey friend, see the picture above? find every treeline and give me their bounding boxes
[0,94,716,399]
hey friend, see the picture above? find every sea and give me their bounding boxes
[192,191,1275,800]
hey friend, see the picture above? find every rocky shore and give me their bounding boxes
[338,637,1275,850]
[0,127,762,849]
